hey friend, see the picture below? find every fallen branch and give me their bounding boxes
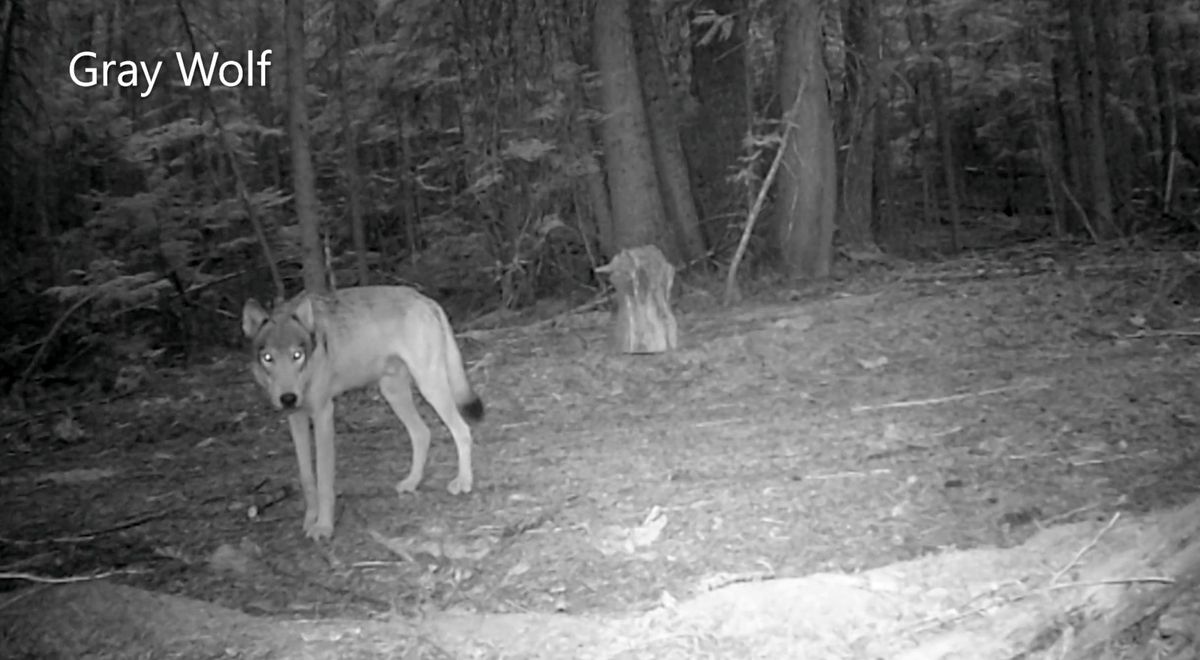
[802,469,892,480]
[852,380,1050,413]
[1051,512,1121,585]
[17,290,100,389]
[0,568,140,585]
[724,81,806,306]
[0,509,172,546]
[1122,328,1200,338]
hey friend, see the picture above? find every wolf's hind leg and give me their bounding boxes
[380,364,432,495]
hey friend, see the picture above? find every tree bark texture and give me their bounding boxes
[335,0,369,286]
[596,245,678,354]
[569,84,615,256]
[630,0,707,266]
[1068,0,1118,238]
[593,0,678,263]
[838,0,880,250]
[921,0,962,251]
[774,0,835,279]
[285,0,326,294]
[1092,0,1130,229]
[1146,0,1176,210]
[873,64,897,248]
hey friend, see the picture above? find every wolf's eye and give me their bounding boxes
[291,349,305,362]
[260,352,274,364]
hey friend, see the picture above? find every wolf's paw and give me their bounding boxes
[396,474,422,494]
[305,521,333,540]
[303,513,334,540]
[447,474,473,495]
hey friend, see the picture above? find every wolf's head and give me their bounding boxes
[242,296,321,411]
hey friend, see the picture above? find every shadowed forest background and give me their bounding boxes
[1,0,1196,393]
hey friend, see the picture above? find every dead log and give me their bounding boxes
[895,497,1200,659]
[595,245,678,353]
[1059,501,1200,659]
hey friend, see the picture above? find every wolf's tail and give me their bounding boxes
[441,309,484,422]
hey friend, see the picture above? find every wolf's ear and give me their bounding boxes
[242,299,269,338]
[294,296,315,330]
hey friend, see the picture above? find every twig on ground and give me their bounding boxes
[0,509,172,546]
[1068,456,1133,467]
[904,574,1174,638]
[693,418,745,428]
[0,567,141,585]
[696,569,775,592]
[852,380,1050,413]
[1047,577,1174,590]
[347,560,406,570]
[1051,512,1121,585]
[85,510,174,539]
[0,584,47,612]
[1006,451,1059,461]
[904,580,1025,635]
[803,469,893,480]
[249,485,292,515]
[1040,502,1101,526]
[1122,328,1200,338]
[367,529,417,563]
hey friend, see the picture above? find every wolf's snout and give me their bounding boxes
[279,393,298,408]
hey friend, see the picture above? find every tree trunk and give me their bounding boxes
[1176,15,1200,171]
[1093,0,1130,231]
[596,246,678,354]
[1068,0,1117,239]
[1051,47,1087,233]
[342,117,368,285]
[921,1,962,252]
[398,95,420,259]
[593,0,677,262]
[838,0,880,250]
[903,5,935,234]
[684,0,749,248]
[567,70,614,255]
[1146,0,1176,212]
[630,0,706,266]
[773,0,835,279]
[285,0,326,294]
[1029,31,1071,235]
[562,21,615,255]
[874,60,897,249]
[335,0,369,286]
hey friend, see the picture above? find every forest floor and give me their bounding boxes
[2,239,1199,659]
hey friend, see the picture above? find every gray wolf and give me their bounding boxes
[241,286,483,540]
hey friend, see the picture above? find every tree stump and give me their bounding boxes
[595,245,678,353]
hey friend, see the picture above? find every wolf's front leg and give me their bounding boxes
[286,412,324,537]
[309,403,337,539]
